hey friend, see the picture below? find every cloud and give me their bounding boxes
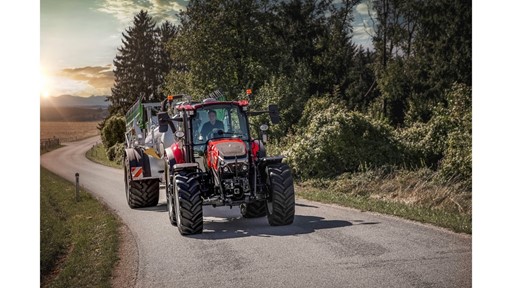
[98,0,186,27]
[355,2,377,18]
[49,65,114,96]
[351,2,377,49]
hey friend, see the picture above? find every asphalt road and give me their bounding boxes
[40,136,471,288]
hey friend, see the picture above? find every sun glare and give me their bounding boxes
[40,69,50,98]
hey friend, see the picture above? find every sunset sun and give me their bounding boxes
[40,69,50,98]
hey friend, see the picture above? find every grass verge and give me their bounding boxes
[85,143,123,169]
[296,168,471,234]
[40,166,121,288]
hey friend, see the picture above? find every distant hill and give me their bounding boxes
[40,95,110,122]
[41,106,109,122]
[40,95,110,108]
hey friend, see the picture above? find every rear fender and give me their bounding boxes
[125,147,151,179]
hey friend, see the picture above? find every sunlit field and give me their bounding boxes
[40,121,101,142]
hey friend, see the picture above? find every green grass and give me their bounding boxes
[40,145,64,155]
[85,143,122,169]
[296,169,472,234]
[40,166,121,288]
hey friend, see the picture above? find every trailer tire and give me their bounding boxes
[124,156,159,208]
[265,163,295,226]
[174,172,203,235]
[240,201,266,218]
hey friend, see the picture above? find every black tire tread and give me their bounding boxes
[127,179,160,208]
[266,163,295,226]
[175,173,203,235]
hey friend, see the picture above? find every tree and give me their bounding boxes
[369,0,471,125]
[166,0,276,98]
[108,10,175,114]
[156,20,179,89]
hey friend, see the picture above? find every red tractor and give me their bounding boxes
[157,93,295,235]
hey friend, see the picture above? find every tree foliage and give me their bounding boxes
[100,115,125,150]
[103,1,472,186]
[108,11,178,114]
[370,0,472,125]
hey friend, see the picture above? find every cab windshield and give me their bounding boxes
[191,104,249,147]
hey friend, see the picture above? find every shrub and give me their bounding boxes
[437,83,472,186]
[394,83,471,187]
[106,142,125,164]
[284,97,404,178]
[101,115,125,149]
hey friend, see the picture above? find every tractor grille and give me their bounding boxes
[215,141,246,158]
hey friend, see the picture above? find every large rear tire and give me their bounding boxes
[240,201,266,218]
[265,163,295,226]
[174,172,203,235]
[124,156,159,208]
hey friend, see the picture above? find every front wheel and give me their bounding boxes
[174,172,203,235]
[265,163,295,226]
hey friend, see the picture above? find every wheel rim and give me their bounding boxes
[266,168,274,215]
[174,178,182,228]
[167,192,173,220]
[267,197,274,215]
[165,164,174,222]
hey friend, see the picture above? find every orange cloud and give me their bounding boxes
[47,65,114,96]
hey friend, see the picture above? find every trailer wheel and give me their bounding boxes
[265,163,295,226]
[174,172,203,235]
[124,156,159,208]
[240,201,266,218]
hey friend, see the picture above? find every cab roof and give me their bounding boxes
[175,99,249,111]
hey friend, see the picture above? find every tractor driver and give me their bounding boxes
[200,110,224,140]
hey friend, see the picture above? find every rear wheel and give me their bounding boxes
[174,172,203,235]
[240,201,266,218]
[265,163,295,226]
[124,156,159,208]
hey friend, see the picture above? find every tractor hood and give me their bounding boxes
[207,139,247,169]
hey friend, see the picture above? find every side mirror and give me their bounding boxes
[268,104,280,124]
[260,124,269,144]
[158,112,170,133]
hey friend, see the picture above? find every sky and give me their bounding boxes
[40,0,189,97]
[40,0,375,98]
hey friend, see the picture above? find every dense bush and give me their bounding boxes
[437,83,471,186]
[396,83,471,184]
[107,142,125,164]
[284,97,404,178]
[101,115,125,149]
[394,114,449,169]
